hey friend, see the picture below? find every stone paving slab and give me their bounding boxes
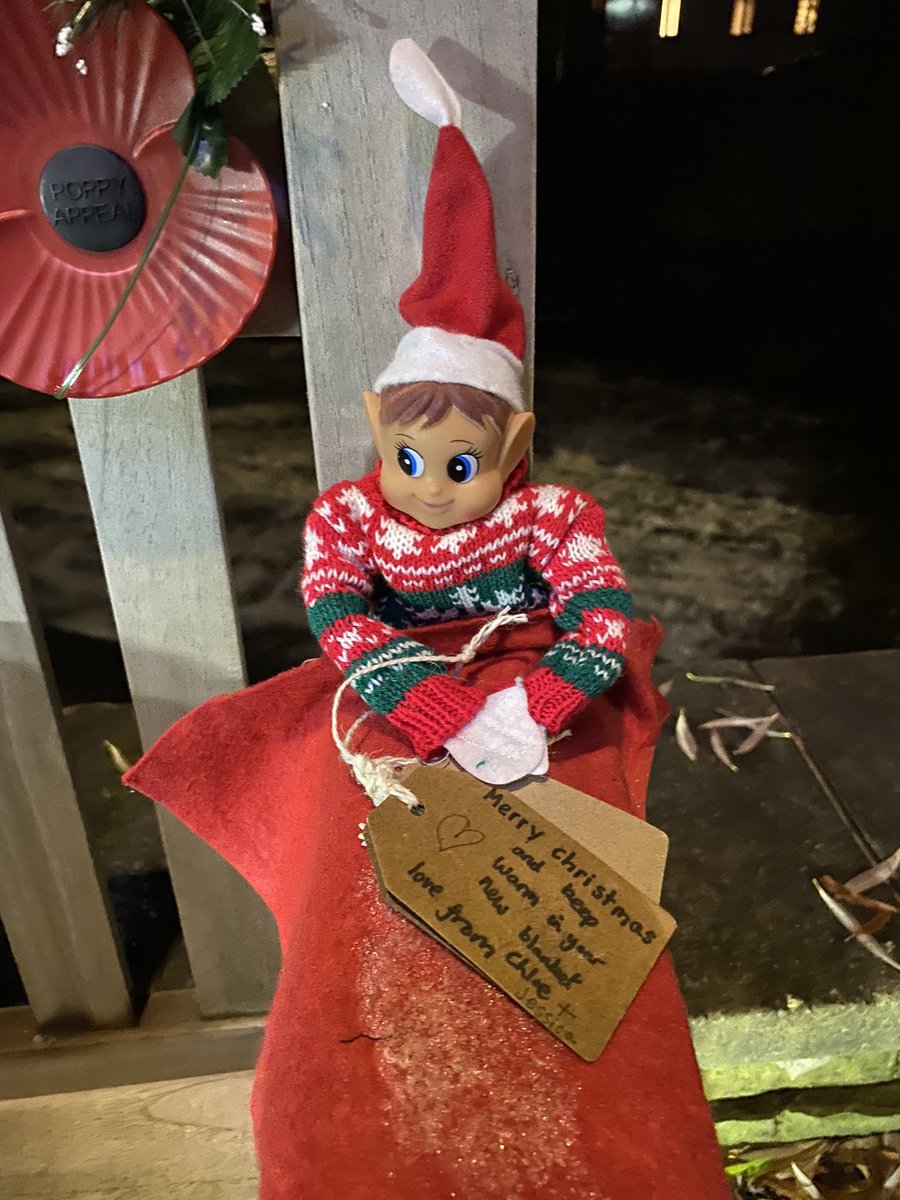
[648,655,900,1106]
[713,1077,900,1146]
[755,650,900,864]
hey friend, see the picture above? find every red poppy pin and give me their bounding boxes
[0,1,277,398]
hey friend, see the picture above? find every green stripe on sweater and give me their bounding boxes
[555,588,633,632]
[350,635,445,716]
[538,640,626,698]
[307,592,369,638]
[377,559,547,626]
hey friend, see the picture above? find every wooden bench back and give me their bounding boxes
[0,0,536,1029]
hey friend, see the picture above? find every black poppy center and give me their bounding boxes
[39,145,146,252]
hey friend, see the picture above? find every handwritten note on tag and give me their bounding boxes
[365,766,676,1062]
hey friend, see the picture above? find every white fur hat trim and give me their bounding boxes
[373,326,524,410]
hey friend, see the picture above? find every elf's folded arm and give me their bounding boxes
[524,486,632,732]
[301,486,485,759]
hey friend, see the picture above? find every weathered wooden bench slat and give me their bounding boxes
[226,61,301,340]
[0,500,131,1028]
[274,0,538,490]
[69,374,279,1016]
[0,995,264,1102]
[0,1070,258,1200]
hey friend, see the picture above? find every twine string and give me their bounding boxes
[331,607,529,809]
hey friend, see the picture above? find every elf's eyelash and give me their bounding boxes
[460,445,483,459]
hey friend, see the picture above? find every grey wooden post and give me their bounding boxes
[70,374,280,1016]
[0,498,131,1028]
[273,0,538,489]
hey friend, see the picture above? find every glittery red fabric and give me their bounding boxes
[125,613,729,1200]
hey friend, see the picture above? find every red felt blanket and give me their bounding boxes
[126,613,728,1200]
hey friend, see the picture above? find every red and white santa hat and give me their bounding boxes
[373,40,526,411]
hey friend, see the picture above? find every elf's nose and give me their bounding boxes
[426,478,444,497]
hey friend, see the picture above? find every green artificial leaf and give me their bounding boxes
[194,108,229,177]
[148,0,263,107]
[172,94,229,178]
[724,1157,773,1180]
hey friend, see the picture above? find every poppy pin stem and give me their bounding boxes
[55,120,201,400]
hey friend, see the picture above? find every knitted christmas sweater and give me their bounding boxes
[301,460,632,760]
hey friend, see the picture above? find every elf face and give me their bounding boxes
[364,390,534,530]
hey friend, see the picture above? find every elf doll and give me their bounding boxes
[126,40,730,1200]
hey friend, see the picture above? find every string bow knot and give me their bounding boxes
[331,607,529,809]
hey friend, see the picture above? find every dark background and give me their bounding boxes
[540,0,900,398]
[532,0,900,656]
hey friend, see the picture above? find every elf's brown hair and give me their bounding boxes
[379,381,511,431]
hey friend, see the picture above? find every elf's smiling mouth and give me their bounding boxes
[420,498,453,510]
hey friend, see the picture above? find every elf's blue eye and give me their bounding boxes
[397,446,424,477]
[447,453,479,484]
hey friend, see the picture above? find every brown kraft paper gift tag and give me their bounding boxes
[365,766,676,1062]
[397,760,670,901]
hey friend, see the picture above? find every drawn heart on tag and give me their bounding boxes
[437,813,485,852]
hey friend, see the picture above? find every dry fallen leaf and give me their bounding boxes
[698,713,783,760]
[675,706,698,762]
[686,671,776,692]
[734,713,782,755]
[812,879,900,972]
[681,707,787,773]
[822,876,897,913]
[699,716,767,730]
[103,739,134,775]
[728,1138,830,1198]
[710,726,739,772]
[853,910,896,939]
[846,846,900,895]
[730,1134,900,1199]
[882,1161,900,1196]
[658,676,675,698]
[791,1162,825,1198]
[821,875,897,940]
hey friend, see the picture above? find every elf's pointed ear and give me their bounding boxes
[499,410,535,479]
[363,391,383,450]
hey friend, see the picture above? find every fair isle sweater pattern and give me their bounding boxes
[300,464,633,759]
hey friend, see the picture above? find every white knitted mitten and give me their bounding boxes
[445,679,547,785]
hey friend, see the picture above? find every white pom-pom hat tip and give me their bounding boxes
[389,39,461,128]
